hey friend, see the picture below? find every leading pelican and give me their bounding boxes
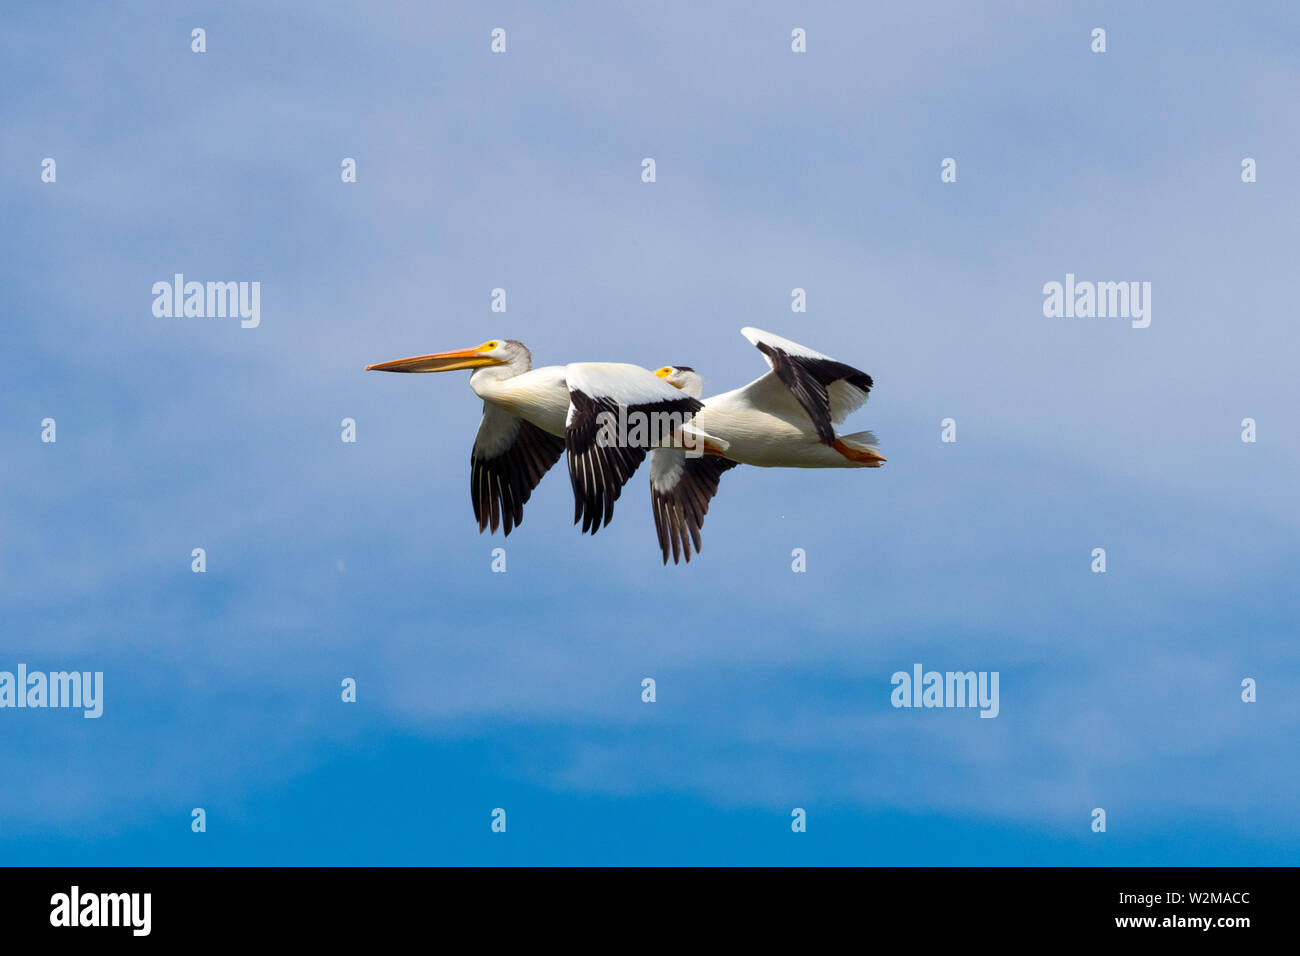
[647,327,885,563]
[366,340,705,538]
[367,339,569,536]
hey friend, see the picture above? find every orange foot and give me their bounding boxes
[831,438,886,464]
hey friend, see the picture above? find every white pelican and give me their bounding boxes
[366,341,709,540]
[366,339,569,536]
[561,363,709,534]
[646,327,885,563]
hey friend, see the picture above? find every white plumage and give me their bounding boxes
[678,327,884,468]
[646,328,884,563]
[366,328,885,563]
[367,338,570,535]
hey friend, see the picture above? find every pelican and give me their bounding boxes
[366,339,569,536]
[647,327,885,563]
[366,340,708,540]
[561,362,712,534]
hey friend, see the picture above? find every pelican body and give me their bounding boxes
[677,328,884,468]
[367,339,568,535]
[366,339,704,538]
[646,327,884,563]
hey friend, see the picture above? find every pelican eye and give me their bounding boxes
[481,341,500,351]
[655,367,673,378]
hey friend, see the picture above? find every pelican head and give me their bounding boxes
[366,339,531,374]
[655,365,703,398]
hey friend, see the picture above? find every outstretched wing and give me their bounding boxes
[565,363,703,535]
[740,327,874,444]
[471,403,565,535]
[649,449,740,564]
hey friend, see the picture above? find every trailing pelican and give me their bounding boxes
[366,339,569,536]
[366,341,708,540]
[647,327,885,563]
[562,363,710,534]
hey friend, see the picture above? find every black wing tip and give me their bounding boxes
[650,455,736,567]
[847,371,874,394]
[472,417,564,538]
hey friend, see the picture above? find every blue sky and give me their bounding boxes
[1,1,1297,865]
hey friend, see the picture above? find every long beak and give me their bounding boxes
[365,348,504,373]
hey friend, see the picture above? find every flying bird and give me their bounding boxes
[562,362,714,535]
[366,340,713,540]
[647,327,885,564]
[366,339,569,536]
[643,366,741,565]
